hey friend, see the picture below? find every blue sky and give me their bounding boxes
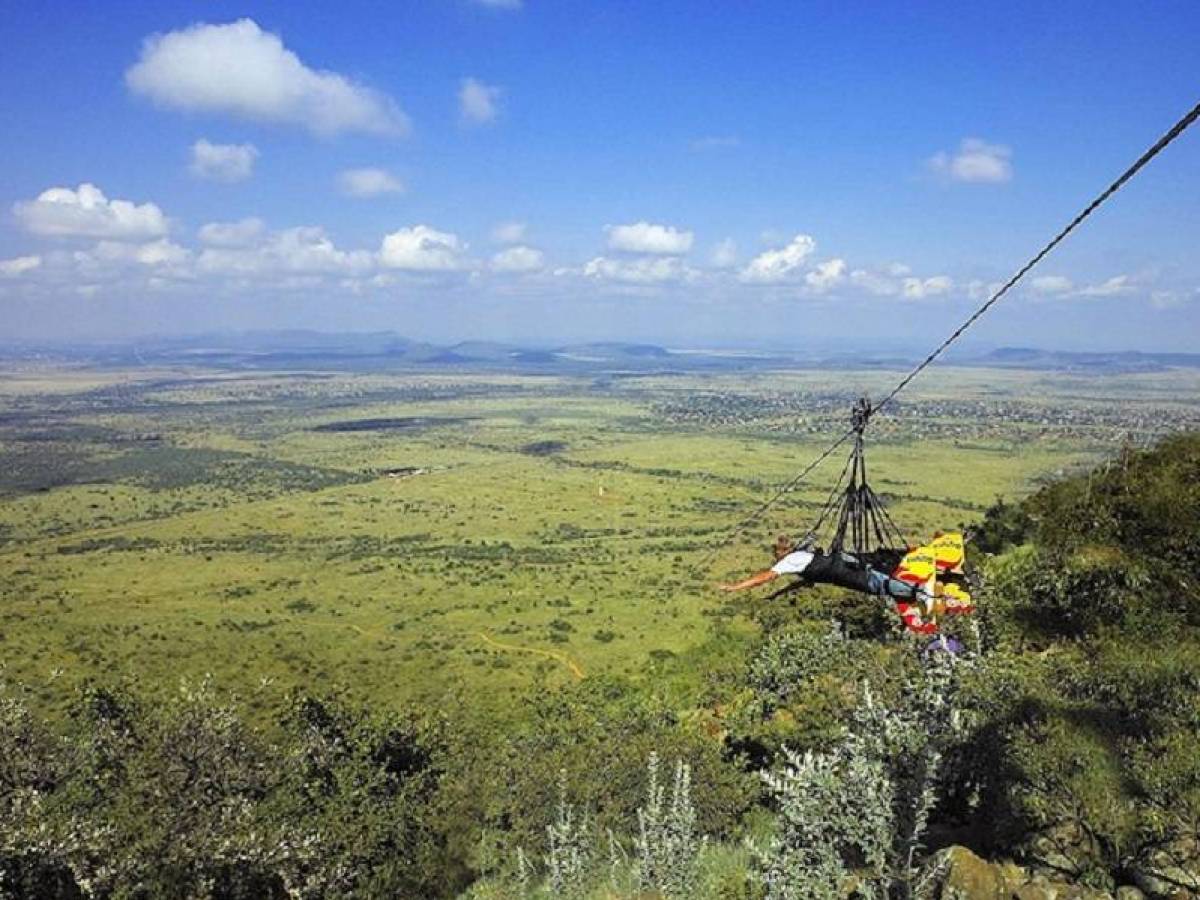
[1,0,1198,350]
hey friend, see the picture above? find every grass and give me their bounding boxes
[2,363,1196,721]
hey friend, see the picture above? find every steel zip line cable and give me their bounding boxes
[701,96,1200,568]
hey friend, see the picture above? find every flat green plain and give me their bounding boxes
[3,364,1199,719]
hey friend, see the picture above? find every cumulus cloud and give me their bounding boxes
[491,221,527,244]
[606,222,694,255]
[378,225,466,271]
[199,226,371,275]
[902,275,954,299]
[1031,275,1074,295]
[1078,275,1132,297]
[850,268,900,296]
[928,138,1012,184]
[189,139,258,182]
[491,245,544,272]
[198,218,266,247]
[0,255,41,277]
[459,77,501,126]
[711,238,737,268]
[125,19,410,137]
[583,256,690,284]
[14,183,168,240]
[337,167,404,197]
[87,239,191,267]
[805,258,847,292]
[846,265,956,299]
[1028,274,1135,300]
[739,233,816,282]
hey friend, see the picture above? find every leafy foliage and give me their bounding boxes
[0,678,454,899]
[752,655,968,900]
[957,434,1200,889]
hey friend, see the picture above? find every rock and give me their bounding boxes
[1131,867,1198,899]
[1013,883,1059,900]
[940,845,1024,899]
[1058,886,1113,900]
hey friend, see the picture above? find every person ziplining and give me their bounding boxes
[718,530,975,637]
[716,399,975,639]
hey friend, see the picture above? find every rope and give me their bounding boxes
[700,428,854,566]
[807,444,858,540]
[700,96,1200,567]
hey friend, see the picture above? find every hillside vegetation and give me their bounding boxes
[3,428,1199,898]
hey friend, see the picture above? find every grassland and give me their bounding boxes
[3,362,1199,720]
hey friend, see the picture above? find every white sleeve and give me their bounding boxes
[770,550,815,576]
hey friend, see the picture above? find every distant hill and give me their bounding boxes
[6,331,1200,376]
[974,346,1200,372]
[0,333,783,373]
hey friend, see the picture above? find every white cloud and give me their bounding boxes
[337,167,404,198]
[583,256,690,284]
[966,279,1002,301]
[1027,274,1136,300]
[125,19,409,137]
[14,183,168,240]
[606,222,694,255]
[199,226,371,275]
[491,245,544,272]
[491,221,527,244]
[805,258,847,292]
[189,139,258,182]
[1031,275,1074,295]
[0,255,41,277]
[88,239,191,267]
[928,138,1012,184]
[847,264,954,299]
[1078,275,1132,297]
[378,225,466,271]
[850,269,891,296]
[459,77,502,126]
[739,234,816,282]
[198,218,265,247]
[1150,290,1185,310]
[902,275,954,299]
[711,238,737,268]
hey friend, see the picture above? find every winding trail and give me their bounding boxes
[475,631,585,680]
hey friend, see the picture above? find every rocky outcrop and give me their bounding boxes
[932,846,1197,900]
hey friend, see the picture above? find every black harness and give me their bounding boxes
[801,551,874,594]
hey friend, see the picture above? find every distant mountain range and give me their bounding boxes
[3,331,1200,375]
[0,332,782,373]
[970,347,1200,372]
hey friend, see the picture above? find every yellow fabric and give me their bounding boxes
[929,532,966,573]
[940,581,974,613]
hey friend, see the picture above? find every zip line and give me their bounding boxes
[701,96,1200,567]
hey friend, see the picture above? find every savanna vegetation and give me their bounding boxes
[2,364,1198,898]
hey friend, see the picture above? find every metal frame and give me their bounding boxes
[807,398,908,555]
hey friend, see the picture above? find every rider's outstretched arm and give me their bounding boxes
[718,569,780,592]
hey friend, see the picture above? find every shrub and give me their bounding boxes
[752,655,969,900]
[633,753,704,898]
